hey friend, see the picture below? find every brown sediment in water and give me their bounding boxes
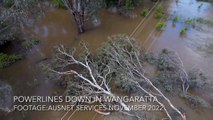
[1,0,213,119]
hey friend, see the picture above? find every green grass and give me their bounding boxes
[0,53,22,68]
[156,21,166,31]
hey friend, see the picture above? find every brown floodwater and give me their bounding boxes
[0,0,213,119]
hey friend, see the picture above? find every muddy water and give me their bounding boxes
[0,0,213,119]
[134,0,213,119]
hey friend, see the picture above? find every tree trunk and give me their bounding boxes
[73,12,84,33]
[63,0,85,33]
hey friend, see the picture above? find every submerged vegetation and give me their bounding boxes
[180,27,188,35]
[178,17,213,35]
[21,38,40,49]
[196,18,213,26]
[184,18,213,30]
[198,43,213,54]
[173,16,179,22]
[180,94,210,108]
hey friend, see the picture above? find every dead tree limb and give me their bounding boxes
[100,35,185,119]
[49,44,130,112]
[49,35,186,119]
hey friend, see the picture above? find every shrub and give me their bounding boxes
[124,0,134,11]
[143,53,156,64]
[173,16,179,22]
[180,94,210,108]
[156,5,163,13]
[119,0,135,17]
[155,12,163,19]
[157,49,176,71]
[2,0,14,7]
[0,81,13,112]
[106,0,116,7]
[52,0,65,8]
[154,4,164,19]
[184,18,194,24]
[162,48,169,54]
[140,9,149,17]
[180,27,188,35]
[188,69,209,90]
[196,18,213,26]
[22,38,40,49]
[0,53,22,68]
[0,0,37,45]
[0,23,15,46]
[115,75,137,94]
[156,21,166,31]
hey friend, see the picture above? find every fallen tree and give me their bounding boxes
[49,43,130,112]
[98,35,185,119]
[49,35,187,119]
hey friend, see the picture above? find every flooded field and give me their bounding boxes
[0,0,213,120]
